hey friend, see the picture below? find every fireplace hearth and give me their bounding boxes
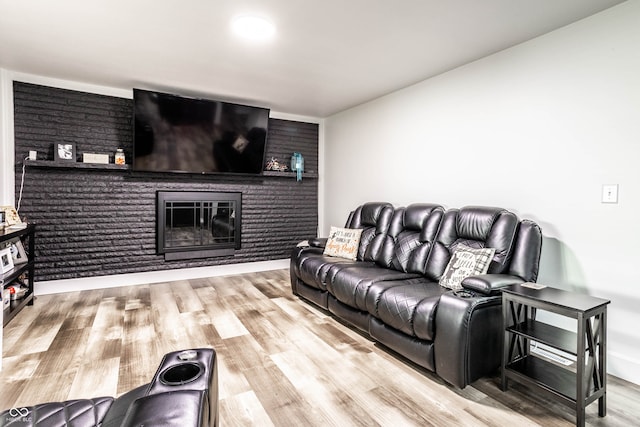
[157,191,242,260]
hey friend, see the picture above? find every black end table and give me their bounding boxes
[501,283,610,427]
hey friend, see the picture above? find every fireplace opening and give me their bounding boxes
[157,191,242,260]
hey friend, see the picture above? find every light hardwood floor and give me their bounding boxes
[1,269,638,426]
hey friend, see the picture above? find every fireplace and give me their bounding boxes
[157,191,242,260]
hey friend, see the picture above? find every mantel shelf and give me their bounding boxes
[23,160,318,178]
[262,170,318,179]
[24,159,130,171]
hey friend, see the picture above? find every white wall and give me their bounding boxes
[0,69,16,205]
[324,2,640,384]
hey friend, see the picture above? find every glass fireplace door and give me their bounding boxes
[157,191,241,260]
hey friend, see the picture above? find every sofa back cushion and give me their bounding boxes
[424,206,518,281]
[345,202,394,262]
[508,219,543,282]
[377,204,444,274]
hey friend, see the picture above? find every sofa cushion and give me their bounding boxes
[345,202,394,262]
[297,253,363,291]
[323,226,363,260]
[423,206,518,281]
[327,266,420,312]
[439,245,496,290]
[374,280,447,340]
[377,204,443,273]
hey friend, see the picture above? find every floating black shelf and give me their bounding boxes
[262,170,318,179]
[24,159,130,171]
[24,160,319,178]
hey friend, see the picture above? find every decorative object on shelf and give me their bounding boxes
[83,153,110,164]
[9,240,28,265]
[0,210,5,232]
[265,157,289,172]
[6,284,27,300]
[0,206,21,226]
[291,152,304,181]
[0,247,14,274]
[115,148,126,165]
[53,142,76,161]
[2,288,9,310]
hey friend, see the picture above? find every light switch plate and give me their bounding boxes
[602,184,618,203]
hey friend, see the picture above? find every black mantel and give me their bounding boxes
[12,81,318,282]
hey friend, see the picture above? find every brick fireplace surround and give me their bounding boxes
[12,82,319,282]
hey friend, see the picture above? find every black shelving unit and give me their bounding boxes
[501,283,610,427]
[1,224,36,326]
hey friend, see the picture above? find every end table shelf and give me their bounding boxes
[507,319,578,354]
[501,283,610,427]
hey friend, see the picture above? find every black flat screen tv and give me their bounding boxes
[133,89,269,175]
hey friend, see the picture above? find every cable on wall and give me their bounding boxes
[17,156,28,212]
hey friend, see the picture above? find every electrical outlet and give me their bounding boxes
[602,184,618,203]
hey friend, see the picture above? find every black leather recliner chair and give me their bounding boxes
[0,348,218,427]
[290,202,542,388]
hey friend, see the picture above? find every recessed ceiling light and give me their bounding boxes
[231,15,276,41]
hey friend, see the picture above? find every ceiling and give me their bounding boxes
[0,0,626,117]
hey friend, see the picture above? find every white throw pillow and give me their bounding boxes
[439,244,496,290]
[322,227,363,260]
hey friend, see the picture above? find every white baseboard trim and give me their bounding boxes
[34,259,290,296]
[608,350,640,386]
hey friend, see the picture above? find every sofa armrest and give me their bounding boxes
[290,245,325,296]
[102,385,148,427]
[120,390,207,427]
[308,237,327,248]
[434,291,502,388]
[462,274,525,296]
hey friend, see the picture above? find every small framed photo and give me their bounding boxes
[0,247,14,274]
[9,240,28,265]
[54,142,77,161]
[0,206,21,226]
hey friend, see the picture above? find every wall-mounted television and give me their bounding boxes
[133,89,269,175]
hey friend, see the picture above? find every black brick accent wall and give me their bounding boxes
[13,82,318,282]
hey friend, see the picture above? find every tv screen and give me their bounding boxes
[133,89,269,174]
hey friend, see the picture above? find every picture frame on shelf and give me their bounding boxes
[0,206,21,226]
[0,247,14,274]
[54,142,77,161]
[9,240,28,265]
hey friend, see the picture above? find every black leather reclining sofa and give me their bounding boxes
[0,348,218,427]
[290,203,542,388]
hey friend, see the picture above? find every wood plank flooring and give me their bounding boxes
[1,269,639,426]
